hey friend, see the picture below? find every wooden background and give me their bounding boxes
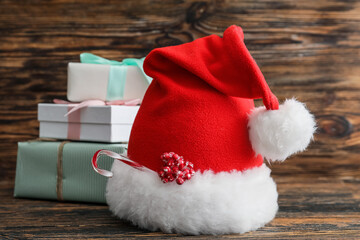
[1,0,359,239]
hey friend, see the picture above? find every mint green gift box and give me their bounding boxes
[14,141,127,204]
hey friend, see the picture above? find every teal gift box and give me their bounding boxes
[14,141,126,204]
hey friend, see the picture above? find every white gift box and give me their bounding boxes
[38,103,140,142]
[67,62,150,102]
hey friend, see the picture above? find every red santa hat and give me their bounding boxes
[94,25,316,235]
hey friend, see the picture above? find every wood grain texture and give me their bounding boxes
[0,0,359,239]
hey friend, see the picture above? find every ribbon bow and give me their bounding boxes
[80,53,152,101]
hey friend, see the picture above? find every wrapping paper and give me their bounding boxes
[14,141,127,203]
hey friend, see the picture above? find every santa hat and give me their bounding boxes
[93,25,316,235]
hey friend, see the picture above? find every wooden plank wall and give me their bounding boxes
[1,0,359,238]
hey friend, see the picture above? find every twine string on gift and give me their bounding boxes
[25,139,69,201]
[27,137,59,142]
[92,149,155,178]
[80,53,152,101]
[57,141,70,201]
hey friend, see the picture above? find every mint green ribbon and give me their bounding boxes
[80,53,152,101]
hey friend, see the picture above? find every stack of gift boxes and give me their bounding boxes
[14,53,151,204]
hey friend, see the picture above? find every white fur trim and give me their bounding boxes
[106,162,278,235]
[248,98,316,162]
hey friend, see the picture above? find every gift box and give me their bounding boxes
[67,53,152,102]
[38,103,139,142]
[14,141,127,204]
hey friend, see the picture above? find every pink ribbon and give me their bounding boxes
[53,98,141,140]
[67,105,81,139]
[92,149,155,178]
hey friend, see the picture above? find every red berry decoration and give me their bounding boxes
[176,177,185,185]
[158,170,165,178]
[172,166,179,173]
[168,175,175,182]
[163,166,171,173]
[184,173,192,180]
[177,171,184,178]
[158,152,195,185]
[167,159,175,167]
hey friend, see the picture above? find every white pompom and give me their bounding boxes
[248,98,316,162]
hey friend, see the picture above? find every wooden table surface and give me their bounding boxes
[1,0,359,239]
